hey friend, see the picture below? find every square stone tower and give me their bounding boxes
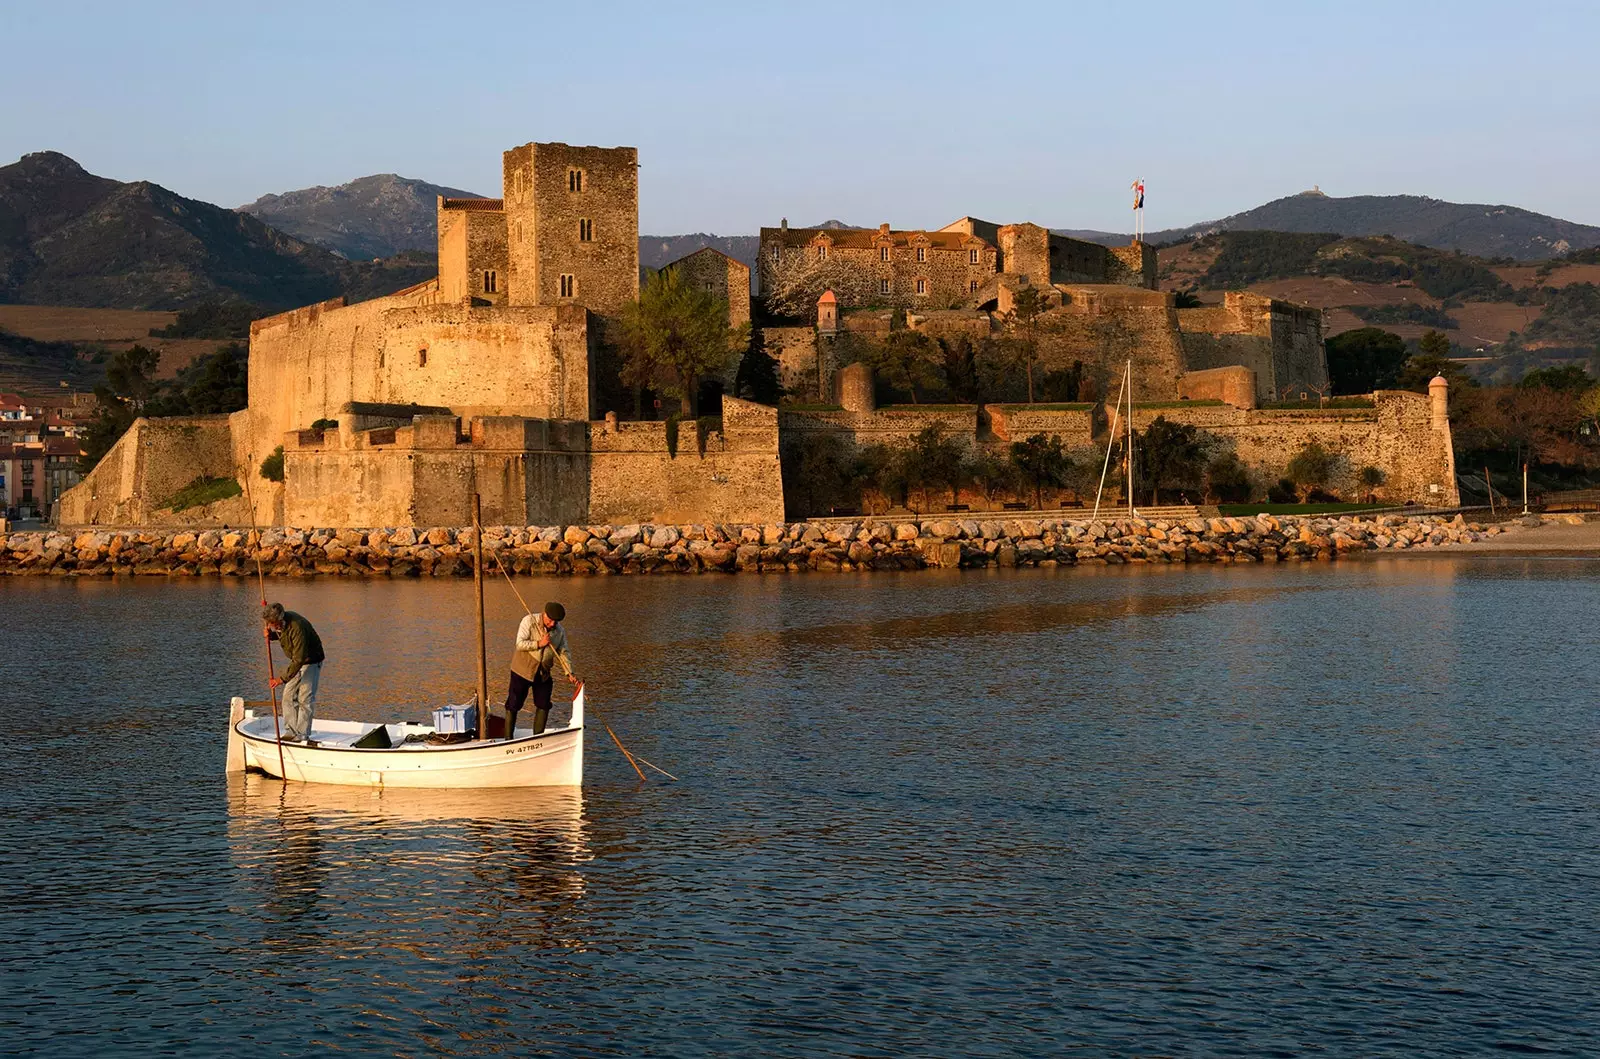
[501,142,639,316]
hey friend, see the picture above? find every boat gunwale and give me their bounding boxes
[234,719,582,755]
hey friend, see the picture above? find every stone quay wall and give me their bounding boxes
[0,514,1548,579]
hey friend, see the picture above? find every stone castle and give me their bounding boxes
[59,138,1459,529]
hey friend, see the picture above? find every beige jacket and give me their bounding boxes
[509,613,574,681]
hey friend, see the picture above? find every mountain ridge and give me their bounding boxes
[238,173,481,260]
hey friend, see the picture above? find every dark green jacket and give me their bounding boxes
[275,611,325,680]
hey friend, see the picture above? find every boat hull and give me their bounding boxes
[227,693,584,788]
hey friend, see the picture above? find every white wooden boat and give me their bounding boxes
[225,687,584,788]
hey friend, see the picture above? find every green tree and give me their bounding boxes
[1325,327,1408,394]
[1518,365,1594,393]
[1285,440,1336,498]
[964,450,1018,507]
[862,329,942,404]
[782,433,853,517]
[938,334,981,403]
[78,345,162,472]
[1205,452,1253,503]
[1136,416,1206,505]
[734,328,784,404]
[901,425,965,508]
[618,268,736,416]
[1003,286,1049,402]
[1009,432,1070,509]
[1398,330,1473,393]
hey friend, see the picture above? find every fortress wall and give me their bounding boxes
[587,397,784,525]
[246,287,437,465]
[1034,302,1187,400]
[767,325,821,399]
[1126,393,1457,503]
[1270,302,1329,396]
[247,297,590,463]
[375,303,591,421]
[985,405,1097,446]
[1107,243,1158,289]
[58,415,250,527]
[1179,331,1276,393]
[779,407,981,453]
[1178,366,1258,409]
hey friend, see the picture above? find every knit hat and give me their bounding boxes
[543,601,566,622]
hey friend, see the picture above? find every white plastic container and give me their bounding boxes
[431,704,477,735]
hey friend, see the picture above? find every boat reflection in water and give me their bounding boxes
[226,773,593,975]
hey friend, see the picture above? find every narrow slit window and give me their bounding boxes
[880,246,890,261]
[970,280,980,293]
[916,278,927,295]
[916,247,926,262]
[568,169,584,192]
[419,348,428,367]
[560,274,576,298]
[969,248,979,264]
[483,270,498,293]
[579,218,593,242]
[879,278,891,295]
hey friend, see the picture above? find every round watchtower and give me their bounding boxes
[1429,374,1449,431]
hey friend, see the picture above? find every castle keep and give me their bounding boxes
[58,136,1460,530]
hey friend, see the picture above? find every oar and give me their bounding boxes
[489,548,667,782]
[238,457,287,779]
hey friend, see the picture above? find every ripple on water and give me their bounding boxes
[2,562,1599,1056]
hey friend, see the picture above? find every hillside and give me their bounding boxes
[0,153,440,312]
[1145,190,1600,262]
[238,174,481,260]
[1158,231,1600,374]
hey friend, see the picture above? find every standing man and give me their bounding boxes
[263,602,326,745]
[503,601,578,736]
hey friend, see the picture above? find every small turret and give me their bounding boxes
[1429,374,1449,431]
[817,289,838,333]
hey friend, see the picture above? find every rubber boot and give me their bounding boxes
[531,706,550,734]
[504,709,519,738]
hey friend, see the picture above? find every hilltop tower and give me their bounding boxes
[501,142,639,315]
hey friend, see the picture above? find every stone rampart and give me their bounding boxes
[588,397,784,525]
[58,414,257,527]
[779,406,981,453]
[246,294,592,463]
[1130,391,1459,505]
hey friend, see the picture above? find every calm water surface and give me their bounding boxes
[2,561,1597,1056]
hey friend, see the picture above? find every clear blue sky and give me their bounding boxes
[3,0,1596,235]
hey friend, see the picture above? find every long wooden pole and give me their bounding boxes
[472,493,489,741]
[488,548,657,782]
[1125,360,1135,518]
[1485,466,1496,515]
[238,455,286,778]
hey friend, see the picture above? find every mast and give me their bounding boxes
[1125,359,1135,519]
[472,493,489,741]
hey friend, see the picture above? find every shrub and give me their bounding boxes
[260,446,285,482]
[1267,478,1298,504]
[1206,452,1253,503]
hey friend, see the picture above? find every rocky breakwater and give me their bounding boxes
[0,514,1558,578]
